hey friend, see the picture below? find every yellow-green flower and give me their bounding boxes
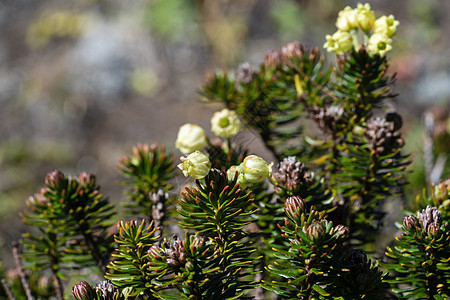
[355,3,375,31]
[374,15,400,37]
[211,108,242,138]
[335,6,357,31]
[367,33,392,56]
[324,31,353,55]
[177,151,211,179]
[175,123,207,155]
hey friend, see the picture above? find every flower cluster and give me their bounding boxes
[324,3,399,56]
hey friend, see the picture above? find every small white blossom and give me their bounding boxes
[175,123,207,155]
[177,151,211,179]
[211,109,242,139]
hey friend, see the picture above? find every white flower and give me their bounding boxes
[211,109,242,139]
[355,3,375,31]
[239,155,273,184]
[336,6,358,31]
[374,15,399,37]
[177,151,211,179]
[323,31,353,55]
[175,123,207,155]
[367,33,393,56]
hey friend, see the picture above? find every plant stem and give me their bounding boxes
[1,279,17,300]
[51,268,64,300]
[11,242,35,300]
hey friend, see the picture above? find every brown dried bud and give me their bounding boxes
[310,105,345,133]
[95,280,120,299]
[417,206,441,231]
[402,215,418,232]
[274,156,311,189]
[235,62,256,85]
[45,170,66,190]
[72,281,96,300]
[365,116,404,155]
[284,196,305,223]
[163,235,186,268]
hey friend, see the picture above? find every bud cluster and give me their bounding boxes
[235,62,256,85]
[96,280,121,300]
[162,235,187,268]
[263,42,320,71]
[417,206,442,236]
[273,157,312,194]
[310,105,345,134]
[365,116,404,155]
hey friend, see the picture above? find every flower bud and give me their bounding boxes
[284,196,305,223]
[367,33,392,57]
[306,221,327,242]
[355,3,375,31]
[178,151,211,179]
[239,155,273,184]
[280,41,304,61]
[402,215,418,232]
[323,31,353,55]
[374,15,399,37]
[45,170,66,190]
[210,108,242,139]
[264,49,280,70]
[78,171,96,187]
[333,224,349,239]
[432,179,450,204]
[427,222,441,237]
[175,123,208,155]
[226,165,241,182]
[95,280,120,299]
[72,281,96,300]
[335,6,357,31]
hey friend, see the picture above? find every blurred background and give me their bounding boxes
[1,0,449,267]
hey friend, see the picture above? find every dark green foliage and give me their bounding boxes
[325,250,392,299]
[119,143,175,217]
[177,169,259,299]
[264,196,349,299]
[147,233,220,299]
[106,219,159,298]
[330,115,411,244]
[382,206,450,299]
[21,170,115,276]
